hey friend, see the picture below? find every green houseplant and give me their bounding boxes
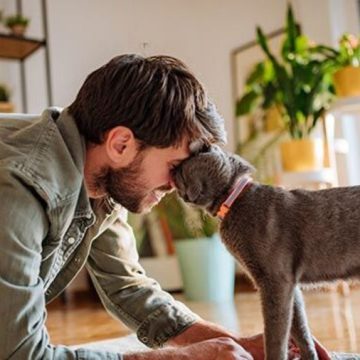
[0,83,14,113]
[5,14,30,36]
[155,192,235,302]
[254,5,335,139]
[156,192,218,240]
[237,5,336,172]
[0,83,10,102]
[331,33,360,97]
[235,58,286,183]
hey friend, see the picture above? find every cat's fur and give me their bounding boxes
[173,144,360,360]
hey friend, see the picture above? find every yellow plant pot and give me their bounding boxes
[0,102,14,113]
[333,66,360,97]
[265,106,284,132]
[280,138,324,172]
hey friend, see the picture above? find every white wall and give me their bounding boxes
[1,0,288,150]
[1,0,359,157]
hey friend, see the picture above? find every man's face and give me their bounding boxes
[95,140,190,213]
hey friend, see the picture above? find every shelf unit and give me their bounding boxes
[1,0,52,112]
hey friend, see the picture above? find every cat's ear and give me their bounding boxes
[228,153,256,176]
[189,140,211,155]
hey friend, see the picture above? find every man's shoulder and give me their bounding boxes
[0,108,84,206]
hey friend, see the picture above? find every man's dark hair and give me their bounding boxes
[68,54,226,148]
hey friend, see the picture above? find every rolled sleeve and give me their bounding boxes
[86,211,199,348]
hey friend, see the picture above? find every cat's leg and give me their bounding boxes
[260,280,295,360]
[291,285,318,360]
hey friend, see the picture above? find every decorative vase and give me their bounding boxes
[280,138,324,172]
[175,234,235,302]
[333,66,360,97]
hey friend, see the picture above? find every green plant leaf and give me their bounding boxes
[236,90,260,116]
[155,193,218,240]
[286,4,298,53]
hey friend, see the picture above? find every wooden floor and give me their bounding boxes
[46,282,360,353]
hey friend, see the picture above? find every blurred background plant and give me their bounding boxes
[234,4,340,175]
[252,5,335,139]
[5,13,30,36]
[328,33,360,97]
[155,192,218,241]
[0,83,10,102]
[334,33,360,68]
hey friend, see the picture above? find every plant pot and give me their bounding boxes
[333,66,360,97]
[264,106,284,132]
[9,24,27,37]
[0,102,14,113]
[280,138,324,172]
[175,234,235,302]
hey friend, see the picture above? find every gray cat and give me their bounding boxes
[172,144,360,360]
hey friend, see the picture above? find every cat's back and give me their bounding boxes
[220,183,360,282]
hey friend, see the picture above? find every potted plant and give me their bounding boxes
[5,14,30,37]
[236,59,285,133]
[155,192,235,302]
[331,33,360,97]
[241,5,335,172]
[0,83,14,113]
[233,58,286,185]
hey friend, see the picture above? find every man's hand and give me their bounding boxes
[156,319,331,360]
[238,333,302,360]
[239,333,331,360]
[124,337,253,360]
[168,319,237,346]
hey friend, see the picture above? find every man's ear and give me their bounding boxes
[105,126,137,166]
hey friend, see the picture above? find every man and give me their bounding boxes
[0,54,329,359]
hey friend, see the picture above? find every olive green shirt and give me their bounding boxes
[0,108,197,359]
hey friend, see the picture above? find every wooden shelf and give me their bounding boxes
[0,33,45,61]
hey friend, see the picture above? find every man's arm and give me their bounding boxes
[124,337,253,360]
[86,209,199,348]
[0,171,122,359]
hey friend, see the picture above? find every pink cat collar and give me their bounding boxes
[217,176,252,220]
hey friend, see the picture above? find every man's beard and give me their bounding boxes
[93,151,170,213]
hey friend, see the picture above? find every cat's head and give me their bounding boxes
[172,143,254,213]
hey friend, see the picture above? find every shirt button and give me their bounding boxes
[67,237,75,244]
[86,213,92,219]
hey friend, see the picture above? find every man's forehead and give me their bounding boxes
[170,139,191,161]
[174,138,210,160]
